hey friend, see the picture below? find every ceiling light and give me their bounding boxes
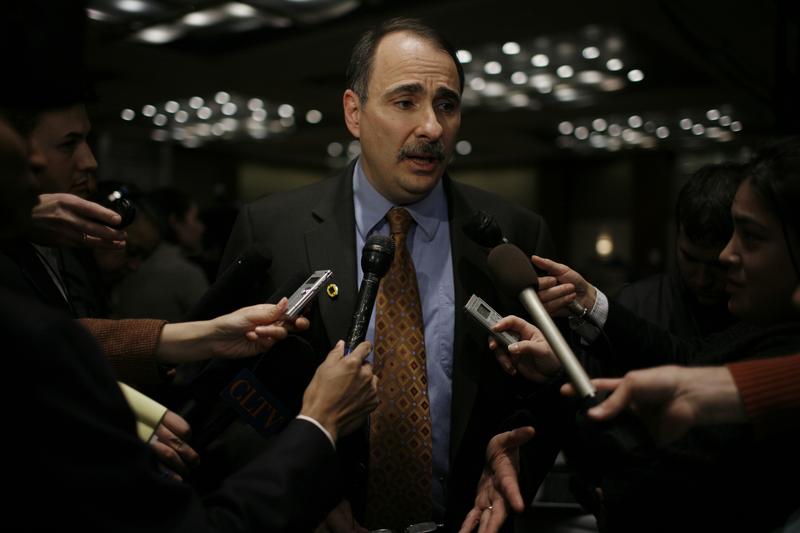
[327,142,343,157]
[135,25,183,44]
[86,8,112,21]
[165,100,179,113]
[197,106,212,119]
[730,121,742,132]
[577,70,603,84]
[719,115,732,126]
[469,77,486,91]
[484,61,502,75]
[306,109,323,124]
[225,2,257,17]
[120,109,135,121]
[582,46,600,59]
[558,121,574,135]
[606,58,623,71]
[278,104,295,118]
[627,69,644,82]
[692,123,705,135]
[222,102,238,116]
[116,0,149,13]
[680,118,693,130]
[706,109,721,120]
[592,118,607,131]
[598,77,625,91]
[628,115,642,128]
[215,91,231,104]
[252,108,267,121]
[508,93,530,107]
[175,110,189,123]
[556,65,574,78]
[456,140,472,155]
[483,82,507,97]
[456,50,472,64]
[248,98,264,111]
[510,71,528,85]
[589,134,607,148]
[656,126,670,138]
[189,97,204,109]
[574,126,589,140]
[182,10,224,27]
[502,42,521,55]
[142,105,156,117]
[153,113,167,126]
[531,54,549,67]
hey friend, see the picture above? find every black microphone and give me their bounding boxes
[464,211,591,322]
[183,243,273,322]
[344,234,395,353]
[487,243,596,400]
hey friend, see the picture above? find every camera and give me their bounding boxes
[96,188,136,229]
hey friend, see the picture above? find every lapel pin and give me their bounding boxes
[326,283,339,299]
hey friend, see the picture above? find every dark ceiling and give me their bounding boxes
[84,0,799,169]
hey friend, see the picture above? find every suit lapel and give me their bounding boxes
[445,178,496,464]
[305,164,359,348]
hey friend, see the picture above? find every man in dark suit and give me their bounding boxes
[220,18,561,531]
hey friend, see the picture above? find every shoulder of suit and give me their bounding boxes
[242,166,351,214]
[448,177,545,224]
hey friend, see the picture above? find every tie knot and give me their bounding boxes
[386,207,414,236]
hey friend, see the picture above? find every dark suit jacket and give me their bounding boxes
[219,161,563,528]
[0,238,107,317]
[7,287,342,532]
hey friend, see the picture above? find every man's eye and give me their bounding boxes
[396,100,414,109]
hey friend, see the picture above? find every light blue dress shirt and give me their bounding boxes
[352,159,455,517]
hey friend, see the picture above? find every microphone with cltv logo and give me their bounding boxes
[344,234,395,354]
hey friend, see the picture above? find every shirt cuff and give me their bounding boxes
[296,415,336,450]
[570,289,608,343]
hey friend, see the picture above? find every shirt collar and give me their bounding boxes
[352,158,446,242]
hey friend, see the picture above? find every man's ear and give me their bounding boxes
[343,89,361,139]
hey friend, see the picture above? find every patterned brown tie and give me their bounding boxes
[365,207,433,531]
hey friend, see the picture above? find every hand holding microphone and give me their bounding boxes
[487,243,652,458]
[487,243,596,399]
[463,210,591,321]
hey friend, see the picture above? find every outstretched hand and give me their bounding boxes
[561,365,745,445]
[459,426,536,533]
[156,298,310,364]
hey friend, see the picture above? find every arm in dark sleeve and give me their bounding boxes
[21,306,340,533]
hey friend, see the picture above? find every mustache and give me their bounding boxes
[398,141,445,162]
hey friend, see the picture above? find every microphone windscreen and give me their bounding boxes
[463,210,504,248]
[487,243,540,296]
[361,233,395,277]
[184,243,273,321]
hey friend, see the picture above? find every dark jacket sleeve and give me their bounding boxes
[15,295,341,533]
